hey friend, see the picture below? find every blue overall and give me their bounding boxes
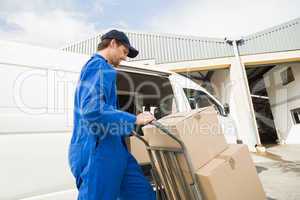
[68,54,155,200]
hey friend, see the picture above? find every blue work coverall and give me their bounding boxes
[68,54,155,200]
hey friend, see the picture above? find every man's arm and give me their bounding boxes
[78,60,136,136]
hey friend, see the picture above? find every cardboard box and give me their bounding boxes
[196,144,266,200]
[142,106,228,171]
[130,136,150,164]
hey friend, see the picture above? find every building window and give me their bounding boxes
[280,67,295,86]
[291,108,300,124]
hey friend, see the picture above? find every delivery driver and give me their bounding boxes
[68,30,156,200]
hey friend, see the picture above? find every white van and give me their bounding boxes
[0,41,236,200]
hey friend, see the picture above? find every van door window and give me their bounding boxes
[183,88,221,113]
[183,88,212,109]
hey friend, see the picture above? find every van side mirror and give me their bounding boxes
[224,103,230,115]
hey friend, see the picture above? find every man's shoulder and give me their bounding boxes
[80,55,116,79]
[85,54,107,69]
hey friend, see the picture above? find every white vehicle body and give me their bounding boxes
[0,41,236,200]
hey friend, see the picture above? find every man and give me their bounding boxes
[68,30,156,200]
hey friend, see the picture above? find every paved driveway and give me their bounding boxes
[252,145,300,200]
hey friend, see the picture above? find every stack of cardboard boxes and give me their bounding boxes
[142,106,266,200]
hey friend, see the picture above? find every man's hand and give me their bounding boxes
[135,112,156,125]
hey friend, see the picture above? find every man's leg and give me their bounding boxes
[77,149,127,200]
[119,153,156,200]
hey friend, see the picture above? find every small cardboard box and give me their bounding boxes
[196,144,266,200]
[142,106,228,171]
[130,136,150,164]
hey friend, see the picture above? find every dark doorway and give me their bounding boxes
[246,65,278,145]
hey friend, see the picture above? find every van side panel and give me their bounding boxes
[0,63,77,199]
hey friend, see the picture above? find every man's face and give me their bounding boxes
[109,39,129,67]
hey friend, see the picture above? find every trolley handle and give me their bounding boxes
[133,108,204,147]
[131,120,185,149]
[131,131,150,147]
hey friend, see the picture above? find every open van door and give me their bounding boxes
[169,74,238,144]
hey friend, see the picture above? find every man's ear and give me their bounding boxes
[110,39,117,48]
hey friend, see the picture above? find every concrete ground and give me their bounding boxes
[29,144,299,200]
[252,144,300,200]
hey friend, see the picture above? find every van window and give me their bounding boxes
[183,87,223,114]
[183,88,213,109]
[184,88,229,117]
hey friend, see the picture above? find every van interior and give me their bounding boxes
[117,69,176,123]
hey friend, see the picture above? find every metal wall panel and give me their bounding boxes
[61,31,234,64]
[239,18,300,55]
[61,18,300,63]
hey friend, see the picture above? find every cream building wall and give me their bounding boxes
[156,49,300,148]
[263,62,300,143]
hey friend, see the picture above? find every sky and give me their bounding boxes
[0,0,299,48]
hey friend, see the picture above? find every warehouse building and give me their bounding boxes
[61,17,300,149]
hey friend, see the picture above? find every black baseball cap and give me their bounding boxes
[101,29,139,58]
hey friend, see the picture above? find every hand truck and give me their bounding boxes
[132,121,204,200]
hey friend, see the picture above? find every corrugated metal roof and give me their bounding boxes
[239,17,300,55]
[61,17,300,63]
[61,31,234,64]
